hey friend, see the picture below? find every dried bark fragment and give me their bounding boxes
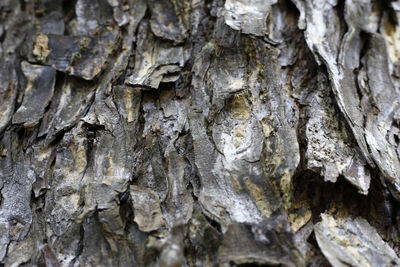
[162,150,194,228]
[75,0,114,35]
[38,77,95,142]
[12,61,56,127]
[125,21,185,88]
[148,0,189,43]
[305,71,370,194]
[315,213,400,267]
[4,232,34,267]
[107,0,146,27]
[45,124,88,237]
[303,0,369,163]
[0,131,36,262]
[130,185,165,232]
[0,0,33,133]
[223,0,277,37]
[31,28,120,80]
[0,63,18,133]
[362,35,400,197]
[301,0,400,198]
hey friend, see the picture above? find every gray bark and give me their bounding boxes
[1,0,400,266]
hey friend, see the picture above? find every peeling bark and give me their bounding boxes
[1,0,400,266]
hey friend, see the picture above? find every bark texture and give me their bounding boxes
[1,0,400,266]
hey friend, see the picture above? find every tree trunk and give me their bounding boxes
[1,0,400,266]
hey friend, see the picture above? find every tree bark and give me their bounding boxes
[1,0,400,266]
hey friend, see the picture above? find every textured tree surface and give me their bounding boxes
[2,0,400,266]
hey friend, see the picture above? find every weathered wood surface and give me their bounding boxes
[1,0,400,266]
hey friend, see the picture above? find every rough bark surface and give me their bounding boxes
[1,0,400,266]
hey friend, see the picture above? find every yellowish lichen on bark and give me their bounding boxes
[32,32,51,61]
